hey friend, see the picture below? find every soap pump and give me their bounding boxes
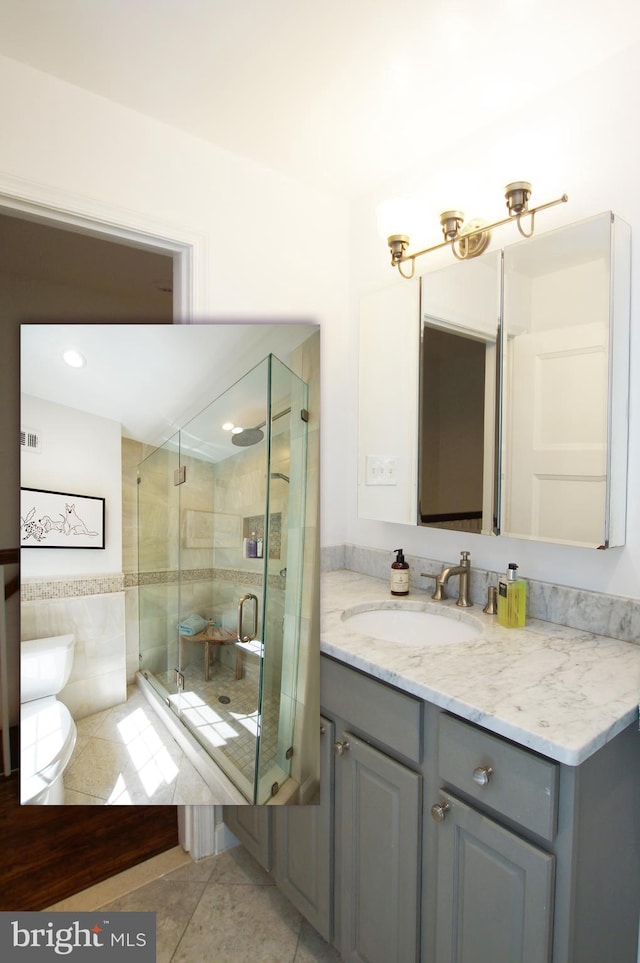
[497,562,527,628]
[391,548,410,596]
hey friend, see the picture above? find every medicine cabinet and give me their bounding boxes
[357,212,631,548]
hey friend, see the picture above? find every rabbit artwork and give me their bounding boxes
[65,503,98,536]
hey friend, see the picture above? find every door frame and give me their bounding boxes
[0,173,206,322]
[1,174,225,858]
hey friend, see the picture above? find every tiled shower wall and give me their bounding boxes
[123,434,288,690]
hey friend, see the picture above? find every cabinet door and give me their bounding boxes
[433,791,554,963]
[222,804,272,871]
[274,717,334,941]
[336,732,421,963]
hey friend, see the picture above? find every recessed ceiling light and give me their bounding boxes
[222,422,235,431]
[231,427,243,435]
[62,349,86,368]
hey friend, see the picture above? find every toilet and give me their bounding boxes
[20,634,77,805]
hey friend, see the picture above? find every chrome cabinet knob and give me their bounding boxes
[334,737,351,756]
[472,765,493,786]
[430,801,450,822]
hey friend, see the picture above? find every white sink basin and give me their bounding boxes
[341,605,481,645]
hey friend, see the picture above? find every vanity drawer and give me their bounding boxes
[321,656,422,764]
[438,714,558,841]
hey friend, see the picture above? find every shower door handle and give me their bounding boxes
[237,593,258,643]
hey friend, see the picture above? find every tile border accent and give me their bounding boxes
[323,543,640,646]
[21,574,125,601]
[127,567,285,591]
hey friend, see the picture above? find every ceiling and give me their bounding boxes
[21,322,316,450]
[2,1,640,196]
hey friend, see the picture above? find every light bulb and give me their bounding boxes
[62,349,86,368]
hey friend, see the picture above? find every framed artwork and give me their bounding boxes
[20,488,105,549]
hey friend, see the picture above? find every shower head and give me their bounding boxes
[231,426,264,447]
[229,407,292,448]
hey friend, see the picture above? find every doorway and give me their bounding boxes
[1,203,188,909]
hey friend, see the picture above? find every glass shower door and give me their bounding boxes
[137,354,310,803]
[256,355,309,803]
[137,433,182,702]
[173,358,270,801]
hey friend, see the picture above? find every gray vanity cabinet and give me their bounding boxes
[323,656,423,963]
[225,655,640,963]
[272,716,334,942]
[335,732,421,962]
[227,656,423,961]
[427,712,640,963]
[221,803,272,871]
[430,712,556,962]
[432,790,554,963]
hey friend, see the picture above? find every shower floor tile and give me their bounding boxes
[155,659,281,789]
[63,686,220,805]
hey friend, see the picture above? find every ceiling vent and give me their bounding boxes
[20,427,42,453]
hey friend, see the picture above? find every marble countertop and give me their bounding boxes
[320,570,640,766]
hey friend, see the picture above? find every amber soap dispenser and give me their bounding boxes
[497,562,527,628]
[391,548,410,596]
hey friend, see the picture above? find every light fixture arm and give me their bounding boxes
[387,192,568,277]
[516,209,536,238]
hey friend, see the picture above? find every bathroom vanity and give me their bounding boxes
[224,570,640,963]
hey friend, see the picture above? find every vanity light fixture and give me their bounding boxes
[386,181,568,279]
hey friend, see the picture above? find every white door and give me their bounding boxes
[502,321,608,547]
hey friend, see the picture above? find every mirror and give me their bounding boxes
[500,212,630,547]
[358,211,630,547]
[418,251,501,535]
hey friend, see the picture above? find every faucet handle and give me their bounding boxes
[460,551,470,563]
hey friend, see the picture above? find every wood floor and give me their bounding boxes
[0,768,179,910]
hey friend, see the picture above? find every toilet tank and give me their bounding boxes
[21,634,75,703]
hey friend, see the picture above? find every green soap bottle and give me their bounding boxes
[497,562,527,628]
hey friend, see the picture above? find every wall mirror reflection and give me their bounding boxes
[500,212,630,548]
[419,251,501,535]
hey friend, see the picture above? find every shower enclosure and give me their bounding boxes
[137,354,309,803]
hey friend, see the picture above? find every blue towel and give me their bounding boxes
[178,614,207,636]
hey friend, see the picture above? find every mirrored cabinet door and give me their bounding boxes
[500,212,631,548]
[419,251,502,535]
[357,211,630,549]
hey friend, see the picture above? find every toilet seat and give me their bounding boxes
[20,697,77,805]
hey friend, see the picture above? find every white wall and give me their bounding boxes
[20,395,122,576]
[4,46,640,599]
[347,41,640,600]
[0,54,350,551]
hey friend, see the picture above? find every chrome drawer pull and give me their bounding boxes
[472,765,493,787]
[431,801,450,823]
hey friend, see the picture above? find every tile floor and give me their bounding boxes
[63,685,220,804]
[56,845,343,963]
[156,653,280,788]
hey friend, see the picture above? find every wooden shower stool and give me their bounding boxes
[179,626,244,681]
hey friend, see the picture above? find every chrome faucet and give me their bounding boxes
[422,551,472,607]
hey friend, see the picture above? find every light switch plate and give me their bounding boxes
[365,455,398,485]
